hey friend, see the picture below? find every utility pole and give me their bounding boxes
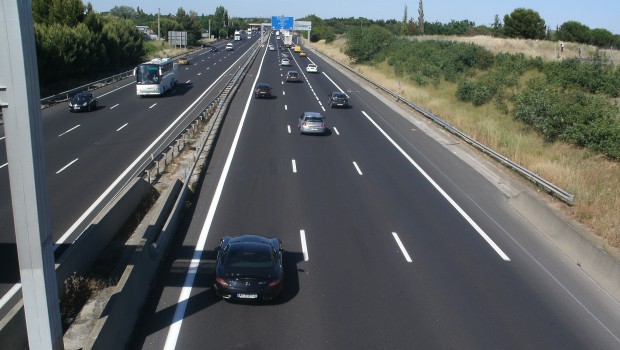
[158,8,161,40]
[208,19,211,39]
[0,1,63,349]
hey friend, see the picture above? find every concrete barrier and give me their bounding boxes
[509,191,620,301]
[77,180,183,350]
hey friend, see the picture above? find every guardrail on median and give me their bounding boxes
[309,47,575,203]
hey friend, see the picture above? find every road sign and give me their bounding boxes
[294,21,312,31]
[272,16,294,30]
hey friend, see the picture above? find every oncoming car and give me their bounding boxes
[69,92,97,112]
[298,111,327,135]
[306,64,318,73]
[214,235,284,301]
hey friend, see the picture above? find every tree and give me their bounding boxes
[492,14,503,37]
[418,0,425,34]
[401,5,408,36]
[48,0,85,27]
[556,21,591,44]
[345,25,393,63]
[110,5,137,20]
[503,8,546,39]
[591,28,615,47]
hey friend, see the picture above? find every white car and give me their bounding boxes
[281,58,290,66]
[226,43,234,51]
[306,64,318,73]
[269,44,275,51]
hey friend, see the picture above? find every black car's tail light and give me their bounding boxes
[268,279,281,287]
[215,277,230,287]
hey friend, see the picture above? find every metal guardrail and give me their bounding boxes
[309,47,575,203]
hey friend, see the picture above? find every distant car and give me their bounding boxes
[269,44,275,51]
[306,64,318,73]
[276,35,280,40]
[226,43,234,51]
[327,91,349,108]
[298,111,326,135]
[285,70,300,82]
[300,51,307,57]
[281,52,290,58]
[210,46,219,52]
[177,57,190,65]
[214,235,284,301]
[254,83,272,98]
[69,92,97,112]
[281,58,290,66]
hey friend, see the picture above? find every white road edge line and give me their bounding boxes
[300,230,309,261]
[56,158,79,174]
[162,43,270,350]
[392,232,412,262]
[0,162,7,169]
[361,110,510,261]
[292,159,297,173]
[0,136,5,141]
[353,161,363,175]
[58,124,80,137]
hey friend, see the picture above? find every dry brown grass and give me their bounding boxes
[308,38,620,250]
[411,35,620,63]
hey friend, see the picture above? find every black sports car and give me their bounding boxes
[214,235,284,301]
[69,92,97,112]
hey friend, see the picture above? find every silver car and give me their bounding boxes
[281,57,290,66]
[298,112,326,135]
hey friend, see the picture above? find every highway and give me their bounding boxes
[128,35,620,349]
[0,36,259,309]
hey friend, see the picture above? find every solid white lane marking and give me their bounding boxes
[300,230,309,261]
[56,158,78,174]
[58,125,80,137]
[0,162,7,169]
[322,72,346,94]
[110,104,119,109]
[292,159,297,173]
[361,110,510,261]
[117,123,128,131]
[149,103,157,109]
[353,161,363,175]
[163,43,270,350]
[287,125,291,133]
[0,136,5,141]
[0,284,21,308]
[333,127,340,135]
[392,232,412,262]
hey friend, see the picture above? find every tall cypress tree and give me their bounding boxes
[418,0,425,34]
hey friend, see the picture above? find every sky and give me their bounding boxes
[86,0,620,35]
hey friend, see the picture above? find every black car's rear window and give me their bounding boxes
[223,243,275,268]
[333,93,346,98]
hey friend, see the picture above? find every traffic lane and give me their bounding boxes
[299,50,620,345]
[128,44,275,349]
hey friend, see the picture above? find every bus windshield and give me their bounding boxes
[136,64,161,84]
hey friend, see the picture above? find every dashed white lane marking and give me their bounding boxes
[197,73,202,76]
[0,136,5,141]
[110,104,119,109]
[392,232,412,262]
[186,80,191,83]
[56,158,79,174]
[361,110,510,261]
[58,125,80,137]
[285,105,288,111]
[321,106,326,112]
[0,163,7,169]
[117,123,128,131]
[149,103,157,109]
[353,162,363,175]
[333,127,340,135]
[287,125,291,133]
[283,91,286,95]
[292,159,297,173]
[300,230,309,261]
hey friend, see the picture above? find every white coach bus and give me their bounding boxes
[134,58,178,96]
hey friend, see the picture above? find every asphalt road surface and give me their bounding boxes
[128,35,620,349]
